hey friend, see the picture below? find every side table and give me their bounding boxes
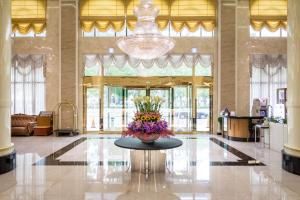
[114,137,183,179]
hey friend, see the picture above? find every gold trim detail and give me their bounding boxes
[0,143,15,154]
[284,144,300,153]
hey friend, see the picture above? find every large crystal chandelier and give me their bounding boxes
[117,0,175,60]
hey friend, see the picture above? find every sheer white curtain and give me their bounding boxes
[84,54,212,69]
[250,54,287,108]
[11,55,46,115]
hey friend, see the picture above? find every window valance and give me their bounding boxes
[250,54,287,77]
[84,54,212,69]
[250,0,287,32]
[11,0,47,34]
[80,0,216,33]
[12,54,46,76]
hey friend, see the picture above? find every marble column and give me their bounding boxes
[60,0,79,131]
[282,0,300,175]
[0,0,16,174]
[219,0,236,111]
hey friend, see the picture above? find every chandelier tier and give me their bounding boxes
[117,0,175,60]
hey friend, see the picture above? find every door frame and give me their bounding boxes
[195,85,213,133]
[83,76,213,134]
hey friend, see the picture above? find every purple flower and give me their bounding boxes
[127,119,169,134]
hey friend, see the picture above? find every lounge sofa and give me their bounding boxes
[11,115,37,136]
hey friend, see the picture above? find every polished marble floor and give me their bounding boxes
[1,134,300,200]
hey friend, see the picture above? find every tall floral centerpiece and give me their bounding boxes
[123,96,173,143]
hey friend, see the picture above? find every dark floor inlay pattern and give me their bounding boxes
[210,137,264,166]
[34,136,265,166]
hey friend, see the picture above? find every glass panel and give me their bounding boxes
[125,88,147,125]
[261,27,281,37]
[96,28,115,37]
[15,83,24,113]
[35,83,45,114]
[173,86,192,132]
[84,55,101,76]
[104,63,192,76]
[82,28,95,37]
[85,63,101,76]
[161,24,170,36]
[201,28,214,37]
[150,89,171,126]
[115,27,126,37]
[86,88,100,131]
[249,25,260,37]
[103,86,123,131]
[281,28,287,37]
[195,63,212,76]
[170,26,181,37]
[196,87,210,132]
[181,27,200,37]
[14,30,35,37]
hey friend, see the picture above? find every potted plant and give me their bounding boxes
[217,116,223,135]
[122,96,173,143]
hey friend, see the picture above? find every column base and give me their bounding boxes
[0,150,16,174]
[282,150,300,175]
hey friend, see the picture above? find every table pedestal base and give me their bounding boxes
[130,150,166,175]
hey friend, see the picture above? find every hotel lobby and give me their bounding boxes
[1,0,300,199]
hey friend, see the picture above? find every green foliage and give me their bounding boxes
[268,116,287,124]
[134,96,164,113]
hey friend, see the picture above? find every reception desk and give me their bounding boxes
[222,116,264,142]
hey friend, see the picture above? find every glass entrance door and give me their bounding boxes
[173,86,192,132]
[103,86,123,131]
[85,87,100,131]
[125,88,147,125]
[149,88,172,126]
[84,83,209,133]
[196,87,211,132]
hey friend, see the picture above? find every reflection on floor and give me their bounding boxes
[0,134,300,200]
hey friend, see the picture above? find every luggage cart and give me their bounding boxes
[53,102,80,136]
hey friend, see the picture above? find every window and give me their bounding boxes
[82,23,214,38]
[11,55,46,115]
[250,54,287,109]
[11,30,46,38]
[250,26,287,38]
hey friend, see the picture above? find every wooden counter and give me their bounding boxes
[222,116,264,142]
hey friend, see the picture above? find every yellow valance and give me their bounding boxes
[80,0,126,32]
[250,0,287,32]
[11,0,47,34]
[80,0,216,33]
[170,0,216,32]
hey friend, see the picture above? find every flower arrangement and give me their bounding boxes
[123,96,173,142]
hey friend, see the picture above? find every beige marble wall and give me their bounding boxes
[219,0,287,116]
[219,0,236,112]
[60,0,78,129]
[12,0,287,134]
[236,0,250,115]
